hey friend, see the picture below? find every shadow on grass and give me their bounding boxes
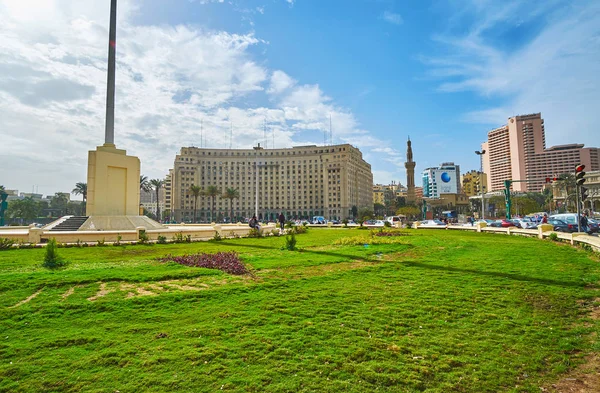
[218,240,588,289]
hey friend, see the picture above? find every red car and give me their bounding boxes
[490,219,516,228]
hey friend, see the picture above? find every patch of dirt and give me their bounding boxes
[135,287,156,297]
[10,289,43,308]
[590,298,600,321]
[60,286,78,300]
[544,354,600,393]
[161,283,207,291]
[87,282,114,302]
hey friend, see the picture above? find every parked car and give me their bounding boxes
[489,219,515,228]
[384,215,405,226]
[547,219,575,232]
[587,218,599,233]
[363,220,385,227]
[420,219,445,226]
[312,216,326,224]
[512,218,535,229]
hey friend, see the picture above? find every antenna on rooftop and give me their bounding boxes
[329,114,332,146]
[264,117,267,149]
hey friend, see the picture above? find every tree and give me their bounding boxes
[351,205,358,219]
[6,198,40,224]
[222,187,240,222]
[373,203,385,218]
[204,185,219,222]
[554,173,576,210]
[51,193,69,216]
[72,182,87,202]
[150,179,164,222]
[396,206,421,219]
[0,185,5,193]
[189,185,202,223]
[357,207,374,223]
[395,196,406,209]
[140,175,151,193]
[72,182,87,214]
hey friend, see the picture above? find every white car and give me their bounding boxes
[420,220,446,226]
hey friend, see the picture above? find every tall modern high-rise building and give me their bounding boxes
[169,144,373,222]
[482,113,600,192]
[422,163,461,199]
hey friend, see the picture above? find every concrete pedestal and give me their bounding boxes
[86,144,140,216]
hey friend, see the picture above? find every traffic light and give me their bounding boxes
[581,186,589,202]
[575,164,586,186]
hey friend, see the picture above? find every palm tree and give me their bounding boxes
[150,179,164,222]
[189,185,202,223]
[140,175,151,193]
[0,185,5,193]
[222,187,239,222]
[72,182,87,202]
[204,185,219,223]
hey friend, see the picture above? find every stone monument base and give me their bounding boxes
[79,216,164,231]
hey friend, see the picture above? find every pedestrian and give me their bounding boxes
[249,215,260,231]
[541,214,548,224]
[581,212,589,234]
[278,212,285,231]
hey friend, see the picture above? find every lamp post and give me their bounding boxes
[475,150,486,220]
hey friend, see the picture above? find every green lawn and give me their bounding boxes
[1,229,599,392]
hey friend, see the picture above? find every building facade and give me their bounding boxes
[422,163,461,198]
[461,170,488,197]
[482,113,600,192]
[169,144,373,222]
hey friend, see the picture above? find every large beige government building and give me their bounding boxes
[482,113,599,192]
[166,144,373,222]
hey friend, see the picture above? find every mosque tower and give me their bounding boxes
[405,137,416,205]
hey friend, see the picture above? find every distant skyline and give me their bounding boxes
[1,0,599,198]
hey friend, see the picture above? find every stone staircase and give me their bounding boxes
[49,216,89,232]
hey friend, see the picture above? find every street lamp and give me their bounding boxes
[475,150,486,220]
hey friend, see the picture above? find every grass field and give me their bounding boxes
[1,228,599,392]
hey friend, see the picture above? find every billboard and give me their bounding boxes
[435,169,457,194]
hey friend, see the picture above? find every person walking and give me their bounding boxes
[278,212,285,231]
[580,212,589,234]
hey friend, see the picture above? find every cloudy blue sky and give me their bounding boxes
[1,0,599,198]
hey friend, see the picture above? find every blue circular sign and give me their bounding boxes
[441,172,451,183]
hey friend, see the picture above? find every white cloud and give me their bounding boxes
[425,0,600,147]
[267,70,296,94]
[381,11,403,25]
[0,0,404,195]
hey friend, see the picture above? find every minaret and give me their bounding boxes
[405,137,416,205]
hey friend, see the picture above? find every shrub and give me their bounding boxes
[285,231,297,251]
[247,228,262,238]
[172,233,186,243]
[212,232,222,241]
[157,235,167,244]
[114,234,122,246]
[285,221,295,230]
[375,231,407,237]
[157,252,248,275]
[43,238,66,269]
[548,232,558,241]
[384,221,392,228]
[96,239,106,247]
[139,230,149,244]
[271,229,280,237]
[342,219,349,228]
[294,225,308,234]
[0,238,15,251]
